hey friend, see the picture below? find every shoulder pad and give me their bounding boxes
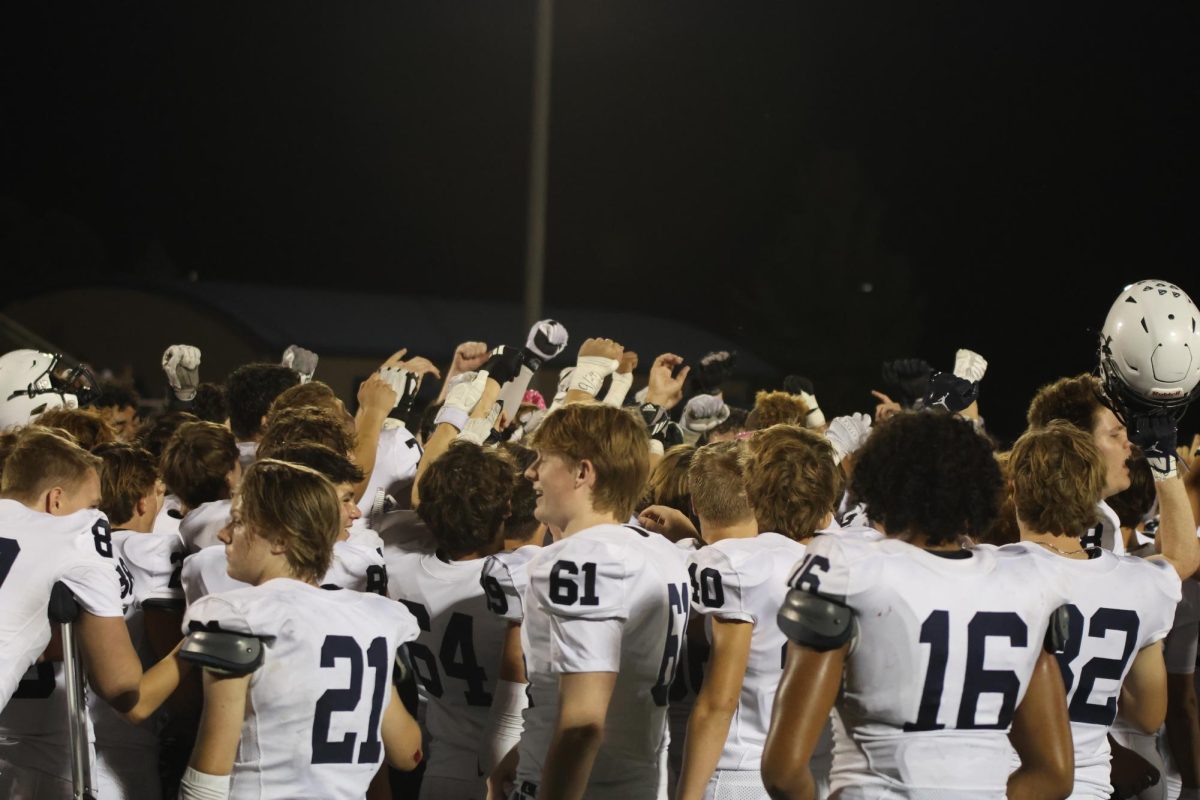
[181,629,264,675]
[1044,604,1072,654]
[777,588,853,652]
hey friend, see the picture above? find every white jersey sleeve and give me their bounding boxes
[117,530,185,607]
[688,544,753,623]
[356,425,422,517]
[64,513,127,618]
[480,545,539,623]
[180,546,249,606]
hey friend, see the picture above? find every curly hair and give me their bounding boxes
[851,411,1002,545]
[742,425,838,539]
[746,391,810,431]
[136,411,199,462]
[640,444,695,517]
[36,408,116,451]
[226,363,301,441]
[495,442,539,541]
[416,442,511,559]
[192,383,229,425]
[1026,374,1106,433]
[239,459,340,583]
[93,442,158,525]
[259,406,355,457]
[1009,422,1105,535]
[93,383,139,411]
[1103,448,1155,530]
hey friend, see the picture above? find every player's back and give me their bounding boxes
[1002,542,1180,798]
[178,499,230,553]
[689,532,806,770]
[183,578,418,800]
[794,533,1064,799]
[386,547,506,786]
[0,500,121,711]
[519,524,690,798]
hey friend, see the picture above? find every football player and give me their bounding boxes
[162,421,241,553]
[490,395,691,800]
[762,411,1074,799]
[678,432,839,800]
[179,460,422,799]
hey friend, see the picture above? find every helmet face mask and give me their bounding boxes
[1097,279,1200,422]
[0,349,98,429]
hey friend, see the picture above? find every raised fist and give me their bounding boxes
[577,337,624,361]
[162,345,201,402]
[281,345,319,383]
[525,320,569,368]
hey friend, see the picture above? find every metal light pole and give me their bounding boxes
[523,0,554,330]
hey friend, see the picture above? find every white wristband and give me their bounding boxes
[568,356,619,397]
[434,405,468,432]
[798,391,825,428]
[602,372,633,407]
[179,767,231,800]
[457,404,501,445]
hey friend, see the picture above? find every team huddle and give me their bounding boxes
[0,278,1199,800]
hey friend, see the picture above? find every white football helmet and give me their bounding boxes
[0,349,96,429]
[1098,279,1200,418]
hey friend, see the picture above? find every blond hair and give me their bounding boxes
[1009,421,1105,536]
[688,440,753,526]
[641,444,695,515]
[530,404,649,521]
[1,428,101,504]
[238,459,341,583]
[742,424,837,539]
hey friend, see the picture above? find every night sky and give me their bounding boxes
[3,3,1198,441]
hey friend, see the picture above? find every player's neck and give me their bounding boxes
[699,517,758,543]
[1019,526,1091,560]
[561,509,622,538]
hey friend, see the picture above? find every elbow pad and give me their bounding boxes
[180,630,264,676]
[777,589,853,652]
[1044,604,1073,654]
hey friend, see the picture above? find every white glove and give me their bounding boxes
[456,402,502,446]
[797,390,825,429]
[602,372,634,407]
[435,371,488,431]
[281,345,319,383]
[681,394,730,435]
[524,319,569,368]
[953,349,988,383]
[825,413,872,465]
[379,367,420,411]
[567,356,619,398]
[162,345,201,402]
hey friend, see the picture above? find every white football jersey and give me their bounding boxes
[480,545,541,624]
[1080,500,1123,556]
[0,501,124,712]
[182,533,389,605]
[688,533,807,771]
[517,524,690,798]
[667,538,705,780]
[236,441,257,471]
[178,499,231,553]
[0,508,130,782]
[357,424,422,518]
[385,550,506,783]
[792,533,1067,799]
[1002,542,1180,798]
[183,578,419,800]
[152,493,184,539]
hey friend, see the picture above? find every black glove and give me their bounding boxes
[691,350,737,395]
[1126,408,1178,480]
[481,345,524,387]
[881,358,934,408]
[922,372,979,414]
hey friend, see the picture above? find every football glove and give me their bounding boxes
[825,413,872,465]
[379,366,421,414]
[523,319,569,371]
[162,345,201,402]
[281,345,319,384]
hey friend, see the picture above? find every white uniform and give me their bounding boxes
[1002,543,1180,799]
[792,534,1067,799]
[386,548,507,799]
[0,502,124,710]
[178,499,232,553]
[0,504,126,795]
[236,440,257,471]
[152,494,184,539]
[668,538,705,783]
[183,578,419,800]
[91,529,185,800]
[357,423,422,519]
[515,524,690,799]
[688,533,811,799]
[181,531,389,605]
